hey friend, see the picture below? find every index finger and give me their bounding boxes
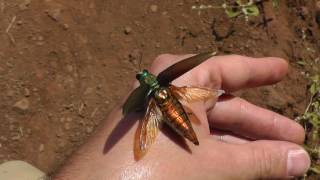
[150,54,288,92]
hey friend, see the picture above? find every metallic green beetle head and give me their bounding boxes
[136,69,158,88]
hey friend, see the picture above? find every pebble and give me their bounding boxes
[24,88,31,97]
[39,144,44,152]
[7,90,15,97]
[66,65,73,72]
[19,0,31,10]
[86,126,93,133]
[124,26,132,35]
[150,4,158,12]
[16,20,23,26]
[66,117,72,122]
[0,136,8,141]
[11,135,21,141]
[64,123,70,130]
[56,129,64,137]
[13,98,30,111]
[46,8,62,21]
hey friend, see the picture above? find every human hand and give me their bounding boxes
[129,54,310,179]
[55,54,310,180]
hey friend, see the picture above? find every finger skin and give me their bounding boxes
[150,54,289,93]
[231,140,310,179]
[208,96,305,144]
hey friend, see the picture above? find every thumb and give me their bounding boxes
[234,141,310,179]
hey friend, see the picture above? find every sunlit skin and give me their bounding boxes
[54,54,310,180]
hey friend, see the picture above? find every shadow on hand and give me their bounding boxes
[103,112,192,160]
[161,124,192,153]
[133,122,192,161]
[103,112,142,154]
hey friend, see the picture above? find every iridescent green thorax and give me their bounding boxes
[136,70,160,91]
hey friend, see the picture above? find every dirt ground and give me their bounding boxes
[0,0,319,178]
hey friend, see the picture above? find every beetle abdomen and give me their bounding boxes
[154,87,199,145]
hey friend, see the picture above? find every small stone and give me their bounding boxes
[155,42,161,48]
[37,36,44,41]
[66,117,72,122]
[62,23,69,30]
[0,136,8,141]
[47,8,62,21]
[60,117,65,123]
[66,65,73,72]
[24,88,31,97]
[11,135,21,141]
[64,123,70,130]
[86,126,93,133]
[39,144,44,152]
[7,90,15,97]
[150,4,158,12]
[56,129,64,137]
[16,20,23,25]
[124,26,132,35]
[19,0,31,10]
[13,98,30,111]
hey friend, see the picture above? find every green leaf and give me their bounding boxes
[244,5,260,16]
[310,83,319,96]
[272,0,280,9]
[297,60,307,66]
[225,8,242,18]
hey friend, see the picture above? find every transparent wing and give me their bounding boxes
[135,98,163,159]
[122,85,149,115]
[170,85,224,103]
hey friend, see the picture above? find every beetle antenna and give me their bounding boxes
[138,52,143,72]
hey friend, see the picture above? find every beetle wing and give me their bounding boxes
[169,85,224,103]
[135,98,163,159]
[122,85,149,115]
[157,52,216,86]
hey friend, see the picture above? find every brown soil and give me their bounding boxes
[0,0,319,178]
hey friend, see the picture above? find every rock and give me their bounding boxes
[7,90,15,97]
[0,161,46,180]
[150,4,158,12]
[66,117,72,122]
[46,8,62,21]
[38,144,44,152]
[11,135,21,141]
[56,129,64,137]
[24,88,30,97]
[84,87,94,95]
[155,42,161,48]
[66,65,73,72]
[19,0,31,11]
[13,98,30,111]
[64,123,70,130]
[124,26,132,35]
[86,126,93,133]
[0,136,8,141]
[16,20,23,26]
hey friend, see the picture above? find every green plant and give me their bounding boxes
[297,73,320,176]
[192,0,260,21]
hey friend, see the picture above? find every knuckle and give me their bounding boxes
[251,147,273,178]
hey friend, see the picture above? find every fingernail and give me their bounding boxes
[287,149,310,177]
